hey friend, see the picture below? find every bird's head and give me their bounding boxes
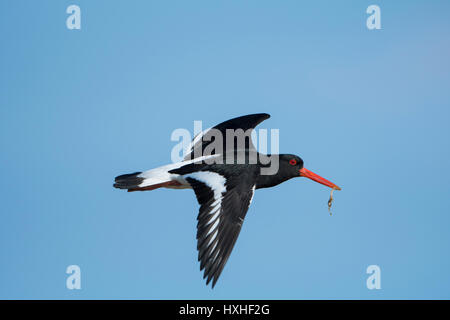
[279,154,341,190]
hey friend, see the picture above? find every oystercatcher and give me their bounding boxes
[113,113,340,288]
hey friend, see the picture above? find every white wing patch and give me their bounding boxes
[184,171,226,199]
[249,185,256,204]
[184,171,227,245]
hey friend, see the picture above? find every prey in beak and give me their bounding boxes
[299,167,341,215]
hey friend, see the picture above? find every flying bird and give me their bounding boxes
[113,113,341,288]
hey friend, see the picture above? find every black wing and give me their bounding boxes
[184,113,270,160]
[184,170,256,288]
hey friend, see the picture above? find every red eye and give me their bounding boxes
[289,159,297,166]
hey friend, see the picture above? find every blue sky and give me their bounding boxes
[1,0,450,299]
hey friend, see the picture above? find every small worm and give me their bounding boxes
[328,188,336,215]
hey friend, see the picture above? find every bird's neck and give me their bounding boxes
[255,154,295,189]
[255,171,289,189]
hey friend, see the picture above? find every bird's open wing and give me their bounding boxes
[184,113,270,161]
[184,170,256,288]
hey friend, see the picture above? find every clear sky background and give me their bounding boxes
[1,0,450,299]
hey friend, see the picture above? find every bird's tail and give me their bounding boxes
[113,172,144,191]
[113,169,183,192]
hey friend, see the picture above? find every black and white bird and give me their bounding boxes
[113,113,340,288]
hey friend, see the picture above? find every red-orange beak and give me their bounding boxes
[299,167,341,190]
